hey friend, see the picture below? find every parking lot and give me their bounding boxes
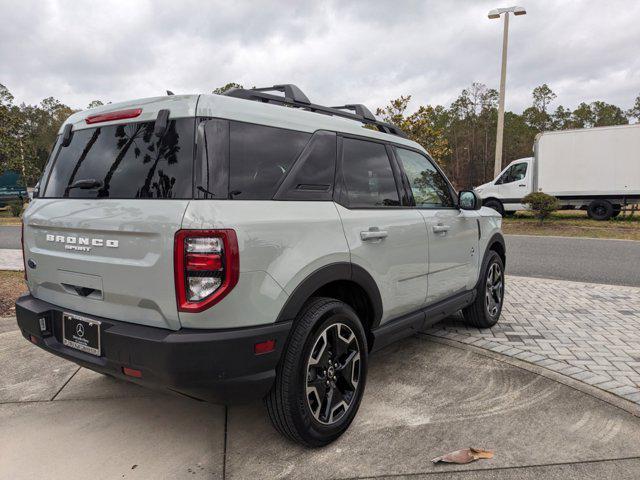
[2,274,640,479]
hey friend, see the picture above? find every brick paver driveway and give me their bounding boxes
[426,276,640,405]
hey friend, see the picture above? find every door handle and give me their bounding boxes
[432,224,450,234]
[360,229,388,241]
[518,184,526,187]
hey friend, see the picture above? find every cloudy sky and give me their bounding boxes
[2,0,639,115]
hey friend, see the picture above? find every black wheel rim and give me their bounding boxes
[305,322,361,425]
[485,262,503,318]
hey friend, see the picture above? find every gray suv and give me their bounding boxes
[17,85,505,447]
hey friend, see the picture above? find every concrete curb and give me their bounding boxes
[506,233,640,243]
[422,334,640,418]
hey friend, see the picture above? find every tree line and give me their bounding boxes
[1,81,638,189]
[375,83,640,188]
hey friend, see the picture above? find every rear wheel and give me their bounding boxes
[484,199,504,216]
[463,251,504,328]
[587,200,614,220]
[265,297,368,447]
[612,205,622,218]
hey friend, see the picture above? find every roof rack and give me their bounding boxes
[224,84,406,137]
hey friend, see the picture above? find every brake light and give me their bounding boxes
[174,230,239,312]
[85,108,142,124]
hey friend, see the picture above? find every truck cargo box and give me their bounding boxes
[534,123,640,197]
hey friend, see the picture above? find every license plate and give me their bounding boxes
[62,313,101,356]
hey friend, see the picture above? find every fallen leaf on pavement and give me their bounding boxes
[431,447,494,464]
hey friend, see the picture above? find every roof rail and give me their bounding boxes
[330,104,376,122]
[224,84,406,137]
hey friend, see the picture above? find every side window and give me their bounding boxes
[274,131,336,201]
[511,162,527,182]
[341,138,400,208]
[497,162,527,184]
[229,122,311,200]
[394,148,454,208]
[496,167,511,184]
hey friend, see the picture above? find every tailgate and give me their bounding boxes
[23,199,188,330]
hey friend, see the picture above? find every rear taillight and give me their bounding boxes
[174,230,239,312]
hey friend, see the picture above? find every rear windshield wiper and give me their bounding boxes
[196,185,216,197]
[67,179,103,190]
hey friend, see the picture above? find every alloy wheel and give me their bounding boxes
[305,322,361,425]
[485,262,503,317]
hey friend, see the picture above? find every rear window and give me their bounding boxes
[43,118,195,199]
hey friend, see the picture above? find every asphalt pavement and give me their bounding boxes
[505,234,640,287]
[0,226,20,249]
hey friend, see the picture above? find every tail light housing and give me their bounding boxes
[174,230,239,312]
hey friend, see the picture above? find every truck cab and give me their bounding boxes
[474,157,533,215]
[0,171,28,207]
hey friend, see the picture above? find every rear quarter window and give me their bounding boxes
[43,118,195,199]
[229,122,311,200]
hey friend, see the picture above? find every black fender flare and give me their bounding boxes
[486,231,506,264]
[275,262,383,327]
[475,232,506,291]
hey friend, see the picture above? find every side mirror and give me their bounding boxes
[459,190,481,210]
[31,180,41,199]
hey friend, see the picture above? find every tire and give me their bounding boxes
[463,250,504,328]
[265,297,368,447]
[612,205,622,218]
[484,199,504,216]
[587,200,614,220]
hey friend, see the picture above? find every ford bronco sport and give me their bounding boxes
[17,84,505,447]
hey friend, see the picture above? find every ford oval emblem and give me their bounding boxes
[27,259,37,269]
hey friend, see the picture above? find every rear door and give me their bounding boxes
[22,116,196,330]
[393,147,478,304]
[335,136,429,325]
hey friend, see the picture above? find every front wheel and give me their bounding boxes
[265,297,368,447]
[463,250,504,328]
[484,199,504,216]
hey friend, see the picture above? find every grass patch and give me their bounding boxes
[0,207,22,226]
[0,270,27,317]
[503,210,640,241]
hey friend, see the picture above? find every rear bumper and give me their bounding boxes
[15,294,291,404]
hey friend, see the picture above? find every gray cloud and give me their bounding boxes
[1,0,638,114]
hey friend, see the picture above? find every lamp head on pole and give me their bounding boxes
[488,6,527,19]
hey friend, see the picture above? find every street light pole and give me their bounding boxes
[494,12,509,178]
[488,6,526,179]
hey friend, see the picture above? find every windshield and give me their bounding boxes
[42,118,195,199]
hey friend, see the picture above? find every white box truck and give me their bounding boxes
[474,123,640,220]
